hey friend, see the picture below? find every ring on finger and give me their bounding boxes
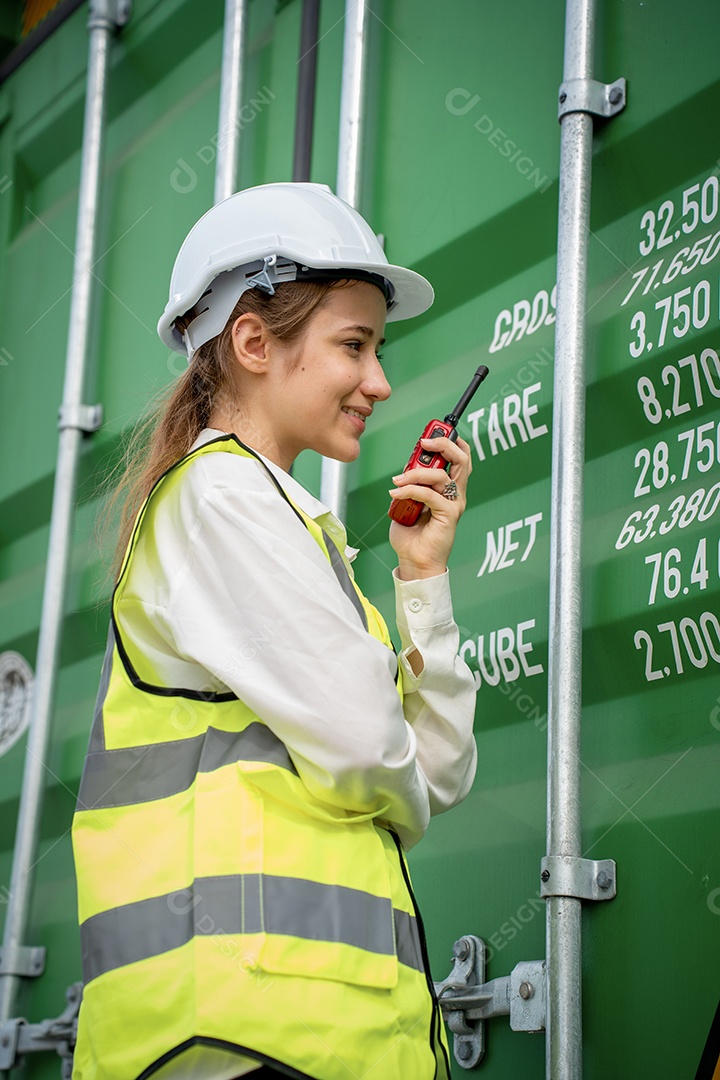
[442,479,459,500]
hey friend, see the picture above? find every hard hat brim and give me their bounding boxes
[157,257,434,356]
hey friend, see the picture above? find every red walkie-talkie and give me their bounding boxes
[388,365,489,527]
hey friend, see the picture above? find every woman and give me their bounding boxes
[72,182,477,1080]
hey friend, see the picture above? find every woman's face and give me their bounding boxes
[251,280,391,469]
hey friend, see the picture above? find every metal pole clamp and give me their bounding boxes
[540,855,617,901]
[558,77,627,120]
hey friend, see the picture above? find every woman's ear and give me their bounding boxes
[231,312,271,373]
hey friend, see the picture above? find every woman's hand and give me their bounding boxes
[388,435,472,580]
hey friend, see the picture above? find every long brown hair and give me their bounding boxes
[101,279,354,586]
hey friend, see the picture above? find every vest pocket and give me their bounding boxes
[245,774,400,989]
[255,873,399,989]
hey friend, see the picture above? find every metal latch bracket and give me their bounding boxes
[540,855,617,901]
[0,982,82,1078]
[558,77,626,120]
[433,936,545,1069]
[57,403,103,434]
[0,945,46,978]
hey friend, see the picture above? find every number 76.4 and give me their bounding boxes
[643,539,709,606]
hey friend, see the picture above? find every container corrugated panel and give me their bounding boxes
[0,1,718,1077]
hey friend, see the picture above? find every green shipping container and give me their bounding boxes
[0,0,718,1076]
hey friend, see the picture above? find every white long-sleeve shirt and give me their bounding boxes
[116,428,477,851]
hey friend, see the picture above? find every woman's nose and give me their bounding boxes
[363,354,392,401]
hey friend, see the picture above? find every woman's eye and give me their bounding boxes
[345,341,384,359]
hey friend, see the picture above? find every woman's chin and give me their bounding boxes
[317,441,362,464]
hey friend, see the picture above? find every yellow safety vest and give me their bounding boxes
[72,434,450,1080]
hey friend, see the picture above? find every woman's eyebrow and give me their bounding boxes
[338,323,386,346]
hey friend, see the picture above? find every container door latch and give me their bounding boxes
[433,936,545,1069]
[0,982,81,1079]
[434,859,616,1069]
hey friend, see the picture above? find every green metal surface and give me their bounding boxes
[0,0,718,1076]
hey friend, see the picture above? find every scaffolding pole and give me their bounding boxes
[0,0,128,1034]
[546,0,597,1075]
[214,0,248,204]
[320,0,370,519]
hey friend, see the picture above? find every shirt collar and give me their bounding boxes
[192,429,359,561]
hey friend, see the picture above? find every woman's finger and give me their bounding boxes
[416,436,472,478]
[452,436,473,476]
[388,481,465,516]
[392,465,456,491]
[393,435,471,492]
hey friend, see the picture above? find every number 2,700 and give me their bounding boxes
[634,612,720,680]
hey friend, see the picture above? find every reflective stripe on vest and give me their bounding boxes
[77,625,298,811]
[81,874,424,984]
[72,435,447,1080]
[320,524,368,631]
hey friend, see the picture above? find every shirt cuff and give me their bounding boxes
[392,567,453,629]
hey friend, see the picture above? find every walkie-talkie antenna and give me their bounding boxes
[444,365,490,427]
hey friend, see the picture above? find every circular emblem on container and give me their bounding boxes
[0,651,34,757]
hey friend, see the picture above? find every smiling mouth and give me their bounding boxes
[342,407,369,422]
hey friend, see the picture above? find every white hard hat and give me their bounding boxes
[157,182,434,361]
